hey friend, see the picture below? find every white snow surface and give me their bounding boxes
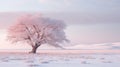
[0,52,120,67]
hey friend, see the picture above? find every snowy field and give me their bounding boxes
[0,50,120,67]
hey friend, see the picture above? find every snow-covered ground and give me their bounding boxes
[0,52,120,67]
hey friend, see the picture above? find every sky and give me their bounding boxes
[0,0,120,50]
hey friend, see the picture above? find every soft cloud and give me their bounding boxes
[43,12,120,25]
[1,12,120,27]
[0,0,120,24]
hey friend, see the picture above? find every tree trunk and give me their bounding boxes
[29,45,39,54]
[29,43,41,54]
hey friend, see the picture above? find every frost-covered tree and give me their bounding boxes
[7,14,68,53]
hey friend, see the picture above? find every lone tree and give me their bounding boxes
[7,14,68,53]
